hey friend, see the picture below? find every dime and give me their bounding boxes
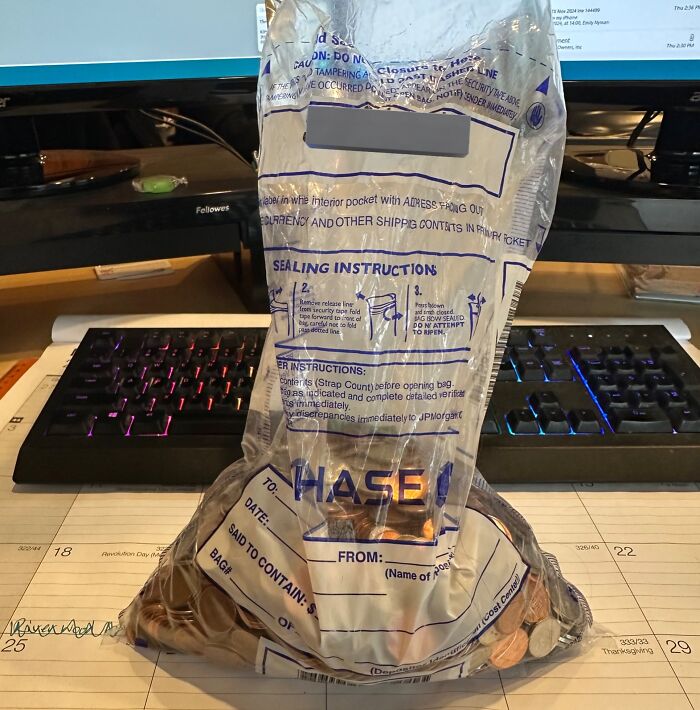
[397,534,416,541]
[524,579,551,624]
[465,643,493,673]
[489,628,529,669]
[528,617,561,658]
[478,624,504,647]
[548,577,584,629]
[495,592,526,635]
[326,502,367,540]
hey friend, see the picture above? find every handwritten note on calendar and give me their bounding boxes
[1,347,700,709]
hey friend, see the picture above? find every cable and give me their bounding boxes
[139,108,254,170]
[627,109,660,149]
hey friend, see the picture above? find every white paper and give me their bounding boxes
[0,315,699,708]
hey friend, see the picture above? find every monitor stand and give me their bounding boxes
[562,106,699,196]
[0,116,139,199]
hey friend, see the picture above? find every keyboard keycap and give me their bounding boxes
[527,328,550,346]
[148,332,173,349]
[507,328,530,347]
[70,375,113,390]
[129,410,169,436]
[608,407,673,434]
[47,410,91,436]
[170,412,245,435]
[539,408,570,434]
[598,391,629,410]
[652,345,680,362]
[63,392,119,408]
[195,331,219,349]
[516,358,545,382]
[568,409,601,434]
[580,358,607,376]
[79,361,116,377]
[587,374,618,393]
[220,330,243,348]
[625,344,653,360]
[645,373,677,392]
[481,415,499,435]
[497,358,518,382]
[91,330,119,349]
[542,358,573,381]
[506,409,540,435]
[616,374,647,392]
[572,345,602,363]
[606,358,635,375]
[528,391,560,412]
[91,411,128,436]
[657,390,688,409]
[627,391,658,409]
[668,408,700,433]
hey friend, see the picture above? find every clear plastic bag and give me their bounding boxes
[120,0,592,684]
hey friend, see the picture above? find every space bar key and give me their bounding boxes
[170,413,246,435]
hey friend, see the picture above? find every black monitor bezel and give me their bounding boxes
[1,76,699,116]
[563,80,700,108]
[0,76,258,116]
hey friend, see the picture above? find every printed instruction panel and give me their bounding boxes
[2,370,700,708]
[552,1,699,61]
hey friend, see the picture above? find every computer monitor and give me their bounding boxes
[554,2,700,189]
[0,1,698,188]
[0,0,263,114]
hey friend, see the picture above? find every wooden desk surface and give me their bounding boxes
[0,259,698,380]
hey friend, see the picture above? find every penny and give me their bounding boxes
[326,502,365,522]
[369,526,400,541]
[237,605,266,630]
[528,617,561,658]
[354,518,376,540]
[161,563,197,609]
[524,581,551,624]
[478,624,504,647]
[422,519,435,539]
[196,584,239,635]
[495,592,526,635]
[489,628,529,669]
[137,602,168,644]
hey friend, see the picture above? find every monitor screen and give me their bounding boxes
[0,0,265,87]
[0,0,698,88]
[554,1,700,80]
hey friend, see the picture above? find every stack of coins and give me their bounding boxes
[120,454,589,681]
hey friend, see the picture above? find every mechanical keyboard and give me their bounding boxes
[12,324,700,485]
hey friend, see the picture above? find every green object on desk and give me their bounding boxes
[132,175,188,194]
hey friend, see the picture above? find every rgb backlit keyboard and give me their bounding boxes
[12,325,700,484]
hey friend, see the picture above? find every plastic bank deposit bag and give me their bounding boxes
[120,0,593,684]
